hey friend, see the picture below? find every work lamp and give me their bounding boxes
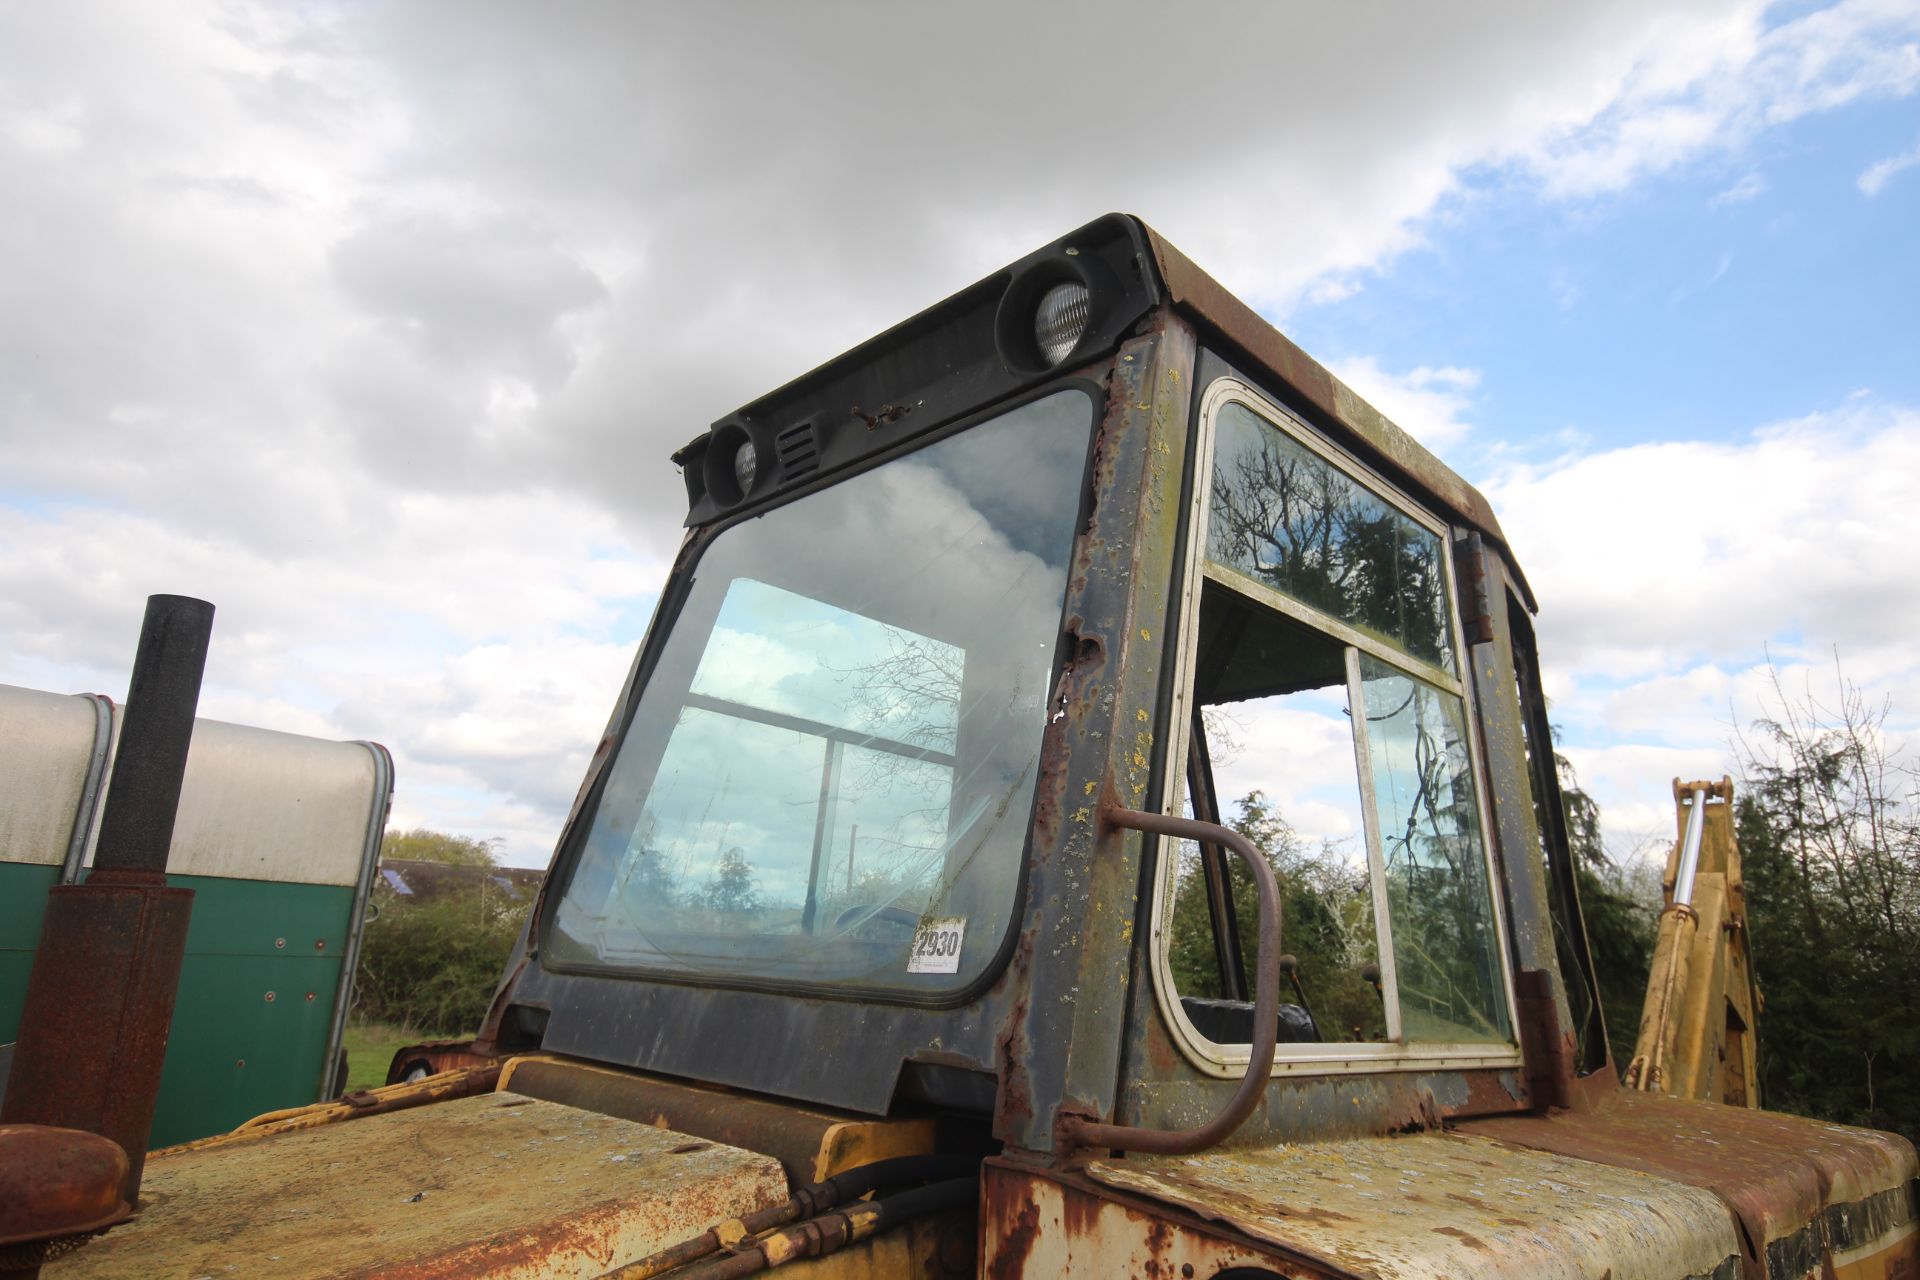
[1033,281,1092,367]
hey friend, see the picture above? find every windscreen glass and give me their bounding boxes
[547,390,1094,993]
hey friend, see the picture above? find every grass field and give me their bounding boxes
[341,1020,450,1092]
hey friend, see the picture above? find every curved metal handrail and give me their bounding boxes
[1059,804,1281,1155]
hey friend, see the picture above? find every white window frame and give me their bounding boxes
[1147,376,1521,1078]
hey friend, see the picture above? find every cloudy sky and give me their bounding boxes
[3,1,1917,867]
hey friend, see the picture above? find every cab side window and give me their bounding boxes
[1160,390,1513,1053]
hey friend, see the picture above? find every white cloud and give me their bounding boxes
[1859,132,1920,194]
[1488,400,1920,678]
[1329,358,1481,449]
[1307,278,1363,306]
[1485,398,1920,858]
[1710,170,1768,205]
[2,0,1912,865]
[1520,0,1920,198]
[0,492,664,865]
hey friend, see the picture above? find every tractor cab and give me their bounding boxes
[506,214,1574,1154]
[43,216,1916,1280]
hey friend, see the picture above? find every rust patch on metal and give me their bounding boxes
[992,924,1038,1142]
[1454,1065,1529,1116]
[1,876,195,1203]
[1459,1088,1920,1276]
[983,1172,1042,1280]
[849,403,911,430]
[386,1039,501,1083]
[1513,967,1573,1111]
[1431,1226,1487,1249]
[0,1124,131,1260]
[984,1159,1348,1280]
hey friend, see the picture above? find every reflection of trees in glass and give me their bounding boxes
[702,847,761,914]
[1365,672,1506,1041]
[1209,407,1450,669]
[826,626,962,805]
[833,629,962,746]
[1168,791,1386,1042]
[622,842,679,907]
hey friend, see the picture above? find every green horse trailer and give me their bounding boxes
[0,682,392,1145]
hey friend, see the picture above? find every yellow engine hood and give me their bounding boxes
[46,1091,788,1279]
[1086,1129,1746,1280]
[1082,1092,1917,1280]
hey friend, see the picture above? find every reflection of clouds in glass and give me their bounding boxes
[785,457,1066,654]
[632,709,820,899]
[552,391,1093,988]
[917,392,1092,563]
[694,583,961,746]
[626,708,960,908]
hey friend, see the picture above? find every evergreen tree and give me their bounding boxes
[1735,666,1919,1140]
[702,847,761,914]
[1552,753,1658,1071]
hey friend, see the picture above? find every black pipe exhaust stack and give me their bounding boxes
[1,595,215,1214]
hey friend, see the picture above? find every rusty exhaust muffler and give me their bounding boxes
[1,595,215,1210]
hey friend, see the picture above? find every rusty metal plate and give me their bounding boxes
[1084,1130,1743,1280]
[1459,1089,1919,1276]
[45,1092,787,1279]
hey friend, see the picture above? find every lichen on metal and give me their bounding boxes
[1084,1130,1742,1280]
[45,1092,787,1279]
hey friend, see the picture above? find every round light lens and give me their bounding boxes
[732,439,758,496]
[1033,280,1091,366]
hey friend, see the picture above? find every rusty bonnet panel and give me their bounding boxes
[46,1092,787,1279]
[983,1159,1353,1280]
[1459,1089,1920,1277]
[1082,1129,1743,1280]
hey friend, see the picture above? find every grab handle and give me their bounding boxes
[1059,805,1281,1155]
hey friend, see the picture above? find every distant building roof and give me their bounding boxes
[376,858,544,904]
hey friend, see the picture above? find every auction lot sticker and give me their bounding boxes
[907,916,966,974]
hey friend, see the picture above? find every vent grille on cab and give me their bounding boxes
[775,420,821,481]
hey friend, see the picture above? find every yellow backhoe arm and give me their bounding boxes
[1623,777,1762,1105]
